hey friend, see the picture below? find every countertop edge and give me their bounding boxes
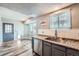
[32,36,79,51]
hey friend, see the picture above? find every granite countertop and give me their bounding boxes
[33,35,79,51]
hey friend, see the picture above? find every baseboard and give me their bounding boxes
[21,37,32,40]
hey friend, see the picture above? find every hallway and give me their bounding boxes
[0,40,35,56]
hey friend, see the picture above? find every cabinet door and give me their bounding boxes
[53,44,66,52]
[67,48,79,56]
[43,44,52,56]
[52,47,55,56]
[54,49,65,56]
[52,44,65,56]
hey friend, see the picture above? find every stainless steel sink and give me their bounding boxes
[45,37,63,43]
[45,37,57,41]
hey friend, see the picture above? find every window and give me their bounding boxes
[28,21,37,36]
[5,24,12,33]
[59,11,71,29]
[50,10,71,29]
[50,15,59,29]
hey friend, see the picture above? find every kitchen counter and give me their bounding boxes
[33,35,79,51]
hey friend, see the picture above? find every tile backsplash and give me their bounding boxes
[38,29,79,40]
[57,29,79,40]
[38,29,56,37]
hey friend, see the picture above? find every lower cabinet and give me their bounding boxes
[52,44,65,56]
[66,48,79,56]
[32,37,79,56]
[43,41,52,56]
[54,49,65,56]
[52,46,54,56]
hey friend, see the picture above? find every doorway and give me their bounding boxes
[3,23,14,42]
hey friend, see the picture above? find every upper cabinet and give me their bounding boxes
[50,10,71,29]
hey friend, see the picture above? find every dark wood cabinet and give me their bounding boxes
[52,44,66,52]
[66,48,79,56]
[32,37,79,56]
[52,46,54,56]
[52,44,65,56]
[54,49,65,56]
[43,41,52,56]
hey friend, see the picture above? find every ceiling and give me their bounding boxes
[0,3,72,18]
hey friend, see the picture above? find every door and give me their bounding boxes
[3,23,14,42]
[43,41,52,56]
[43,44,52,56]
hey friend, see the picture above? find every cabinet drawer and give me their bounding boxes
[67,48,79,56]
[54,49,65,56]
[43,41,51,46]
[52,44,65,52]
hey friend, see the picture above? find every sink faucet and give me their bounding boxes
[55,29,57,39]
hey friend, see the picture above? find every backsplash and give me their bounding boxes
[57,29,79,40]
[38,29,56,37]
[38,29,79,40]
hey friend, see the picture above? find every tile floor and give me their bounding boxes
[0,39,36,56]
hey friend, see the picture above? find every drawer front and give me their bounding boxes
[67,48,79,56]
[43,41,51,46]
[54,49,65,56]
[52,44,65,52]
[67,53,73,56]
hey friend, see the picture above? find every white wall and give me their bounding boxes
[0,7,27,20]
[0,6,26,45]
[24,24,29,37]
